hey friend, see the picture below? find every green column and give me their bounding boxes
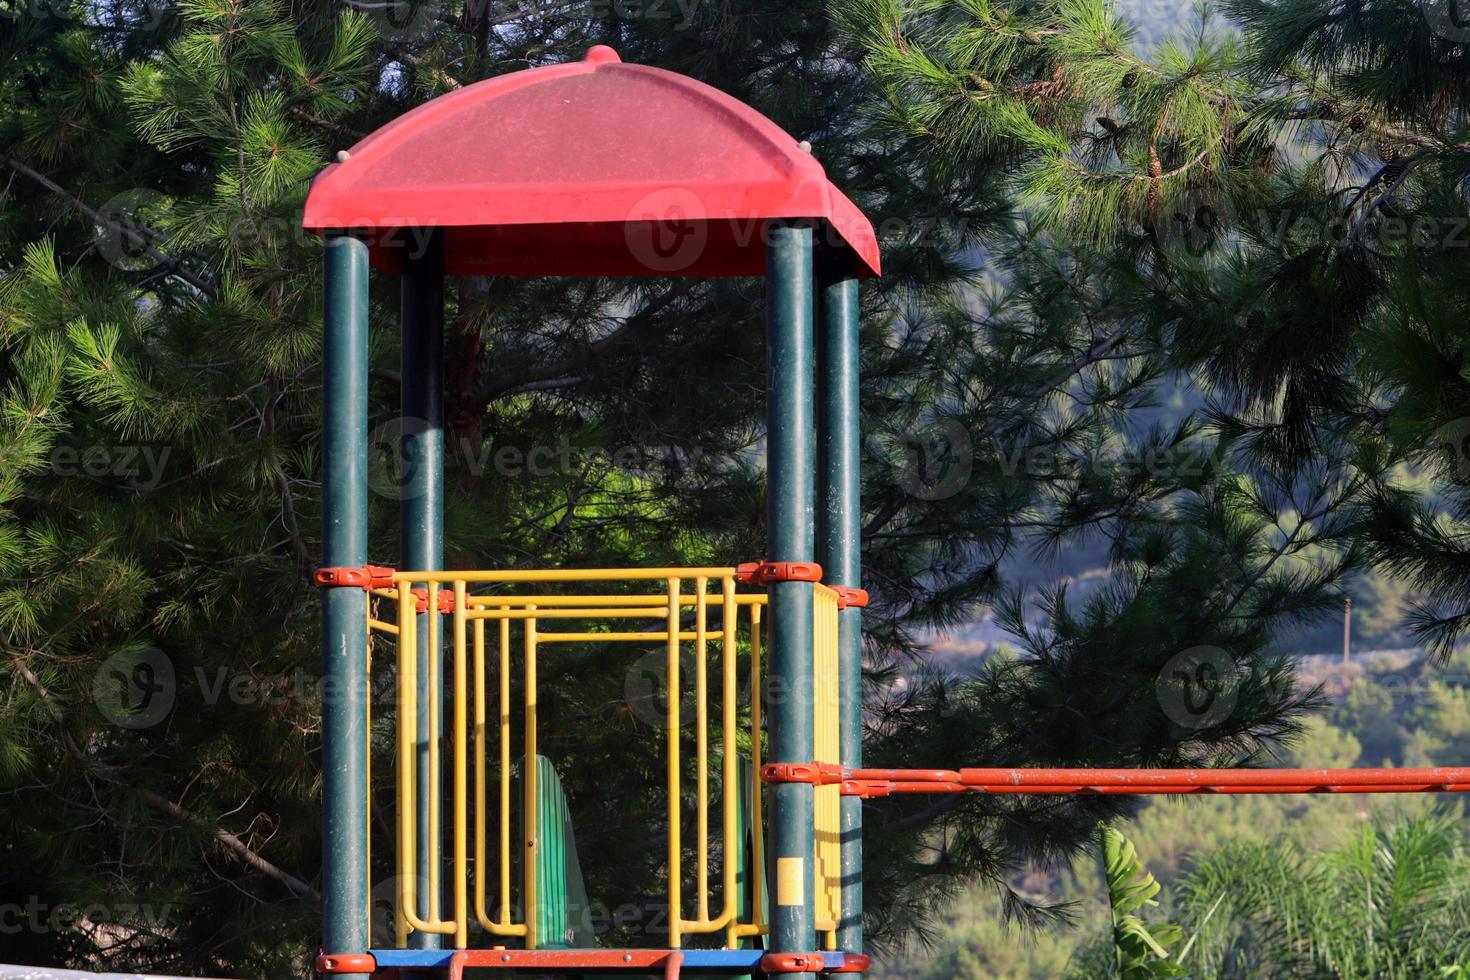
[322,233,371,974]
[400,230,446,949]
[767,221,816,976]
[817,253,863,954]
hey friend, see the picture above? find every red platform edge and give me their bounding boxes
[446,949,686,979]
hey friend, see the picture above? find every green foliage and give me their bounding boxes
[1179,815,1470,978]
[1099,824,1188,978]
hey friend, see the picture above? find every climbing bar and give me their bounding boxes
[763,763,1470,795]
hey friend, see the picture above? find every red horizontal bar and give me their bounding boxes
[844,779,1470,797]
[764,765,1470,796]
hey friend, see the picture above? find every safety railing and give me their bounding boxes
[358,566,843,951]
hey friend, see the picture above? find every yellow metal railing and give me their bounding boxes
[364,567,841,951]
[813,583,841,947]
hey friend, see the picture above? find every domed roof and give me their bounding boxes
[302,47,880,278]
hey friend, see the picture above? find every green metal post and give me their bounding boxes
[817,253,863,954]
[767,221,816,976]
[322,233,371,975]
[400,229,446,948]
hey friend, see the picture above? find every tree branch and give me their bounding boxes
[3,156,221,301]
[136,788,321,901]
[5,651,319,902]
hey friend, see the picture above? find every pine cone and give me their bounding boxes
[1122,69,1139,89]
[1348,112,1367,133]
[1375,138,1400,162]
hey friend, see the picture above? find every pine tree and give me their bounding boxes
[833,0,1470,944]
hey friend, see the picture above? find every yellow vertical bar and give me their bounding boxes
[453,581,468,947]
[750,601,765,934]
[428,591,441,922]
[474,610,490,932]
[397,583,415,946]
[695,576,709,923]
[666,577,682,948]
[365,597,373,939]
[524,607,538,949]
[721,575,738,947]
[500,613,512,929]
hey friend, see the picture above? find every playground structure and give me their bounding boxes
[303,46,1470,980]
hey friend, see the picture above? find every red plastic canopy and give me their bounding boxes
[301,46,880,278]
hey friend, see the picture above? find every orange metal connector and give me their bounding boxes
[831,586,869,610]
[759,953,828,974]
[315,951,378,975]
[314,564,397,590]
[408,587,455,614]
[736,561,823,585]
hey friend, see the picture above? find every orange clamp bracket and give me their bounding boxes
[759,953,827,974]
[737,560,823,586]
[409,587,455,614]
[314,564,396,591]
[761,761,846,785]
[831,585,869,609]
[315,952,378,975]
